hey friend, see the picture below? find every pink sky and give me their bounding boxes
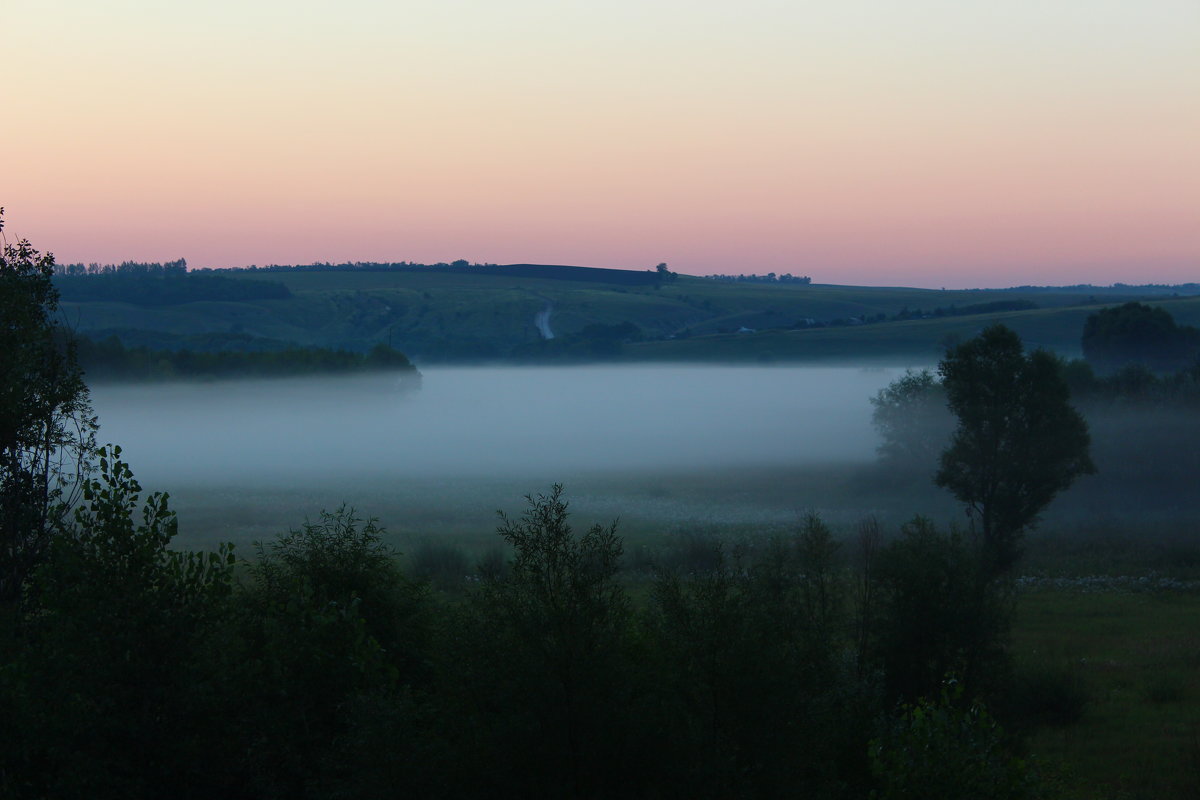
[5,0,1197,288]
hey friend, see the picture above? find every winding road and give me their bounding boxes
[534,303,555,339]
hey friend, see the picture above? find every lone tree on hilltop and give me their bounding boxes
[0,208,96,605]
[935,324,1094,578]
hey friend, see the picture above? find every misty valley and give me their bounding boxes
[90,364,1200,575]
[7,0,1196,791]
[89,366,897,545]
[8,242,1200,799]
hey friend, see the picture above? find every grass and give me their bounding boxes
[629,295,1200,363]
[1012,588,1200,799]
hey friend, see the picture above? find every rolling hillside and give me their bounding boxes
[629,296,1200,364]
[56,265,1200,364]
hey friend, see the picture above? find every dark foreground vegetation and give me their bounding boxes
[3,456,1067,800]
[6,215,1200,798]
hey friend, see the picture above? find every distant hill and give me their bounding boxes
[53,262,1200,365]
[239,262,664,286]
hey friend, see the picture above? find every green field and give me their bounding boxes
[1015,588,1200,800]
[59,267,1200,363]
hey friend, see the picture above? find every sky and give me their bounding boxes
[4,0,1197,288]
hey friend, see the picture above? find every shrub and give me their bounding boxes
[870,683,1056,800]
[409,538,470,590]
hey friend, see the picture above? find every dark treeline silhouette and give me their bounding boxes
[891,299,1038,320]
[993,283,1200,296]
[1062,360,1200,406]
[780,300,1040,333]
[702,272,812,284]
[75,335,420,383]
[1081,301,1200,375]
[57,259,669,290]
[1,456,1060,800]
[243,261,665,286]
[55,258,191,276]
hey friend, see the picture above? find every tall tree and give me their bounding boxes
[0,208,96,605]
[936,325,1093,577]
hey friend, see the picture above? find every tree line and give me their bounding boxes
[872,302,1200,474]
[702,272,812,284]
[2,456,1074,799]
[74,334,421,383]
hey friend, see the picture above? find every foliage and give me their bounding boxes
[870,683,1055,800]
[1058,352,1200,409]
[891,299,1039,321]
[445,485,640,798]
[248,505,427,677]
[0,463,1186,798]
[35,445,233,612]
[10,445,233,798]
[489,485,627,645]
[647,513,874,798]
[0,209,97,605]
[222,507,430,798]
[936,325,1094,577]
[1082,301,1200,374]
[408,538,470,590]
[870,369,954,471]
[873,516,1012,703]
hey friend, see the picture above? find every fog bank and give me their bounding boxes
[91,366,898,489]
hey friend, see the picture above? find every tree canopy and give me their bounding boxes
[0,209,96,604]
[936,325,1094,576]
[870,369,953,471]
[1082,301,1200,374]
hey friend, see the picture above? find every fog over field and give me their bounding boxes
[93,366,898,481]
[89,366,906,544]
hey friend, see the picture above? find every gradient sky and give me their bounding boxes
[5,0,1197,288]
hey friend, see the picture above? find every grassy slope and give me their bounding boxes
[629,294,1200,363]
[58,268,1200,362]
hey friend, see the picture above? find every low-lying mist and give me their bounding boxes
[89,366,902,543]
[92,366,897,484]
[86,364,1200,577]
